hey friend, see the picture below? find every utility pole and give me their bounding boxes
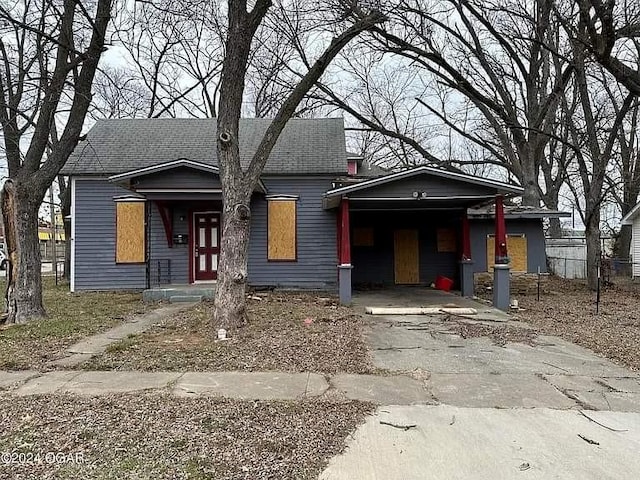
[50,186,57,285]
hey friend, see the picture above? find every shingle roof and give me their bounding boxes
[62,117,348,176]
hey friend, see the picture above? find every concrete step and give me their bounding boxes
[143,287,215,302]
[169,295,203,303]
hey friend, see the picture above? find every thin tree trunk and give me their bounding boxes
[1,180,46,324]
[585,209,601,290]
[58,176,71,280]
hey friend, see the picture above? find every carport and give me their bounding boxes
[322,166,524,309]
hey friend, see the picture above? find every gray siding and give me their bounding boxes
[469,219,547,273]
[74,177,338,291]
[135,167,221,190]
[248,177,338,289]
[349,174,494,199]
[147,204,190,285]
[351,211,461,286]
[74,179,146,290]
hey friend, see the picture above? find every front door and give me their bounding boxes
[194,212,220,281]
[394,229,420,284]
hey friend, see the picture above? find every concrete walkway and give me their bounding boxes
[0,370,434,403]
[47,303,194,368]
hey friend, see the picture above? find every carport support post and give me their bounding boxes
[459,212,474,297]
[493,195,510,311]
[338,198,352,304]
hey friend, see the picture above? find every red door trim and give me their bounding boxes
[192,211,221,282]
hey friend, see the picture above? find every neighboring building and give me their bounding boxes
[621,203,640,277]
[62,117,558,299]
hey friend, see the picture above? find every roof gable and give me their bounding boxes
[622,202,640,225]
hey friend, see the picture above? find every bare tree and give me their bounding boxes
[574,0,640,96]
[315,0,573,206]
[563,44,634,289]
[0,0,113,323]
[213,0,384,329]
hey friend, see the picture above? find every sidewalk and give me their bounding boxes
[0,370,435,404]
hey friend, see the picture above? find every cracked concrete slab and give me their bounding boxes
[320,405,640,480]
[331,374,435,405]
[14,371,82,395]
[429,372,578,408]
[0,371,40,390]
[59,371,181,395]
[13,371,180,396]
[567,391,640,413]
[173,372,328,400]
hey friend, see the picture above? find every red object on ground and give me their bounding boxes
[435,276,454,292]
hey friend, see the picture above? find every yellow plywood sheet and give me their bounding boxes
[394,229,420,284]
[116,202,146,263]
[268,200,297,261]
[437,228,457,253]
[353,227,374,247]
[487,235,527,272]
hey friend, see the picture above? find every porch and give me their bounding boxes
[324,166,525,310]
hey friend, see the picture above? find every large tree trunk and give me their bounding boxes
[1,180,46,324]
[213,189,252,328]
[584,209,601,291]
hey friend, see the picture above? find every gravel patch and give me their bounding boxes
[0,393,372,479]
[81,293,373,374]
[514,277,640,371]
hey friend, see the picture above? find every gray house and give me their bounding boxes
[63,117,556,300]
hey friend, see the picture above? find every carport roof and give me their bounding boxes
[323,166,523,209]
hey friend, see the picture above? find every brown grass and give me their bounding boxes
[0,393,373,480]
[81,292,374,374]
[0,278,148,370]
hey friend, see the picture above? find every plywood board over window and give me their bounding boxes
[115,200,146,263]
[268,199,297,261]
[487,234,527,272]
[437,228,457,252]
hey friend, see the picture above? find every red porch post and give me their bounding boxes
[493,194,510,311]
[338,197,352,304]
[339,198,351,265]
[494,195,508,264]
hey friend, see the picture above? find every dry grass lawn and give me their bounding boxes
[81,292,373,374]
[0,278,148,370]
[0,393,372,480]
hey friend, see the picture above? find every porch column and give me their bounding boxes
[459,211,474,297]
[493,195,510,311]
[338,197,352,305]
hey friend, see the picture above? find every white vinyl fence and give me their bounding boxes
[546,237,587,279]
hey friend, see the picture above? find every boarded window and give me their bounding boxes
[487,234,527,272]
[116,200,146,263]
[353,227,374,247]
[268,199,297,261]
[437,228,457,252]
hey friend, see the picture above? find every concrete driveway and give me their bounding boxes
[320,288,640,479]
